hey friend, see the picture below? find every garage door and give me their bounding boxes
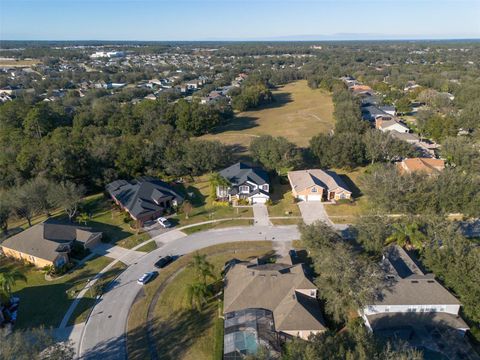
[251,197,267,204]
[307,195,322,201]
[298,195,307,201]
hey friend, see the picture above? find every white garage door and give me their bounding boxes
[298,195,307,201]
[307,195,322,201]
[251,197,268,204]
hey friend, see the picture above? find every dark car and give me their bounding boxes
[154,255,173,269]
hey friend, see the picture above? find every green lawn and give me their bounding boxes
[136,241,158,253]
[81,193,151,249]
[182,219,254,235]
[324,167,370,223]
[0,255,115,329]
[267,177,301,218]
[171,176,253,228]
[201,80,335,151]
[126,242,273,360]
[67,260,127,326]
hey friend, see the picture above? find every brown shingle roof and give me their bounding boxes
[399,158,445,174]
[224,262,326,333]
[288,169,351,193]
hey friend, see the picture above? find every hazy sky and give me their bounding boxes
[1,0,479,41]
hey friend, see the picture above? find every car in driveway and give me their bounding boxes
[137,272,156,285]
[154,255,173,269]
[156,217,172,228]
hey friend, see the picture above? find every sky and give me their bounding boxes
[1,0,479,41]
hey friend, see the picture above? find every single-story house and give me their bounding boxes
[106,176,184,226]
[217,162,270,204]
[362,106,394,122]
[223,260,326,359]
[288,169,352,202]
[360,245,468,334]
[375,118,410,133]
[397,158,445,175]
[389,130,420,144]
[0,220,102,268]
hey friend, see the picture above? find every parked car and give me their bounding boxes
[154,255,173,269]
[156,217,172,228]
[137,272,156,285]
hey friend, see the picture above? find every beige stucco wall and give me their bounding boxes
[282,329,325,340]
[0,246,58,268]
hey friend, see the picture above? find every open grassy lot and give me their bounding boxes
[323,167,370,224]
[267,177,301,218]
[0,254,116,329]
[171,176,253,227]
[0,59,39,67]
[201,80,334,151]
[126,242,273,360]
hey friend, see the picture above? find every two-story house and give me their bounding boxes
[360,245,469,335]
[217,162,270,204]
[287,169,352,202]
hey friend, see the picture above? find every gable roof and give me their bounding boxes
[288,169,351,193]
[399,158,445,174]
[1,219,100,262]
[224,262,326,333]
[219,162,268,186]
[106,176,183,219]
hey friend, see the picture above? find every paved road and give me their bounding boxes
[78,225,300,360]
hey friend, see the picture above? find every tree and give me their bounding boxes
[0,268,27,302]
[181,200,193,220]
[0,194,10,234]
[183,140,231,176]
[0,326,75,360]
[354,216,392,254]
[188,252,215,285]
[209,172,230,199]
[9,185,38,227]
[363,130,415,164]
[300,222,384,323]
[76,212,89,225]
[186,282,209,311]
[385,222,427,250]
[24,177,56,216]
[49,182,85,222]
[250,135,301,175]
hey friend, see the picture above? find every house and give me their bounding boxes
[288,169,352,202]
[217,162,270,204]
[397,158,445,175]
[0,220,102,268]
[106,176,184,226]
[360,245,468,335]
[223,260,326,359]
[375,118,410,133]
[379,105,396,117]
[389,130,420,144]
[362,106,394,122]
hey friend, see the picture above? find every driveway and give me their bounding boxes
[298,201,333,226]
[252,204,271,226]
[90,243,145,266]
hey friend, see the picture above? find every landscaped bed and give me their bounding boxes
[126,241,273,360]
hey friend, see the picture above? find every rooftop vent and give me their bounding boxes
[411,280,419,284]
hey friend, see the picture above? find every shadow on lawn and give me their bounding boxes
[86,220,133,245]
[339,173,362,198]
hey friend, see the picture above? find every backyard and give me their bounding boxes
[126,241,274,360]
[201,80,334,152]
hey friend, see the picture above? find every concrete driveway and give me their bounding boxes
[298,201,332,225]
[252,204,271,226]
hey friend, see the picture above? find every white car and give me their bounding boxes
[156,217,172,228]
[137,272,155,285]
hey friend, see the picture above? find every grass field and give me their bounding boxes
[126,242,273,360]
[201,80,334,151]
[0,59,39,67]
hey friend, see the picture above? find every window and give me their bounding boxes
[311,187,317,193]
[239,185,249,193]
[310,290,316,297]
[385,307,390,313]
[261,184,269,192]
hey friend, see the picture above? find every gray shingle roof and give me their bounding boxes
[106,176,183,219]
[219,162,268,187]
[1,219,99,262]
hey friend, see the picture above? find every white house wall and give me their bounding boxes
[363,304,460,316]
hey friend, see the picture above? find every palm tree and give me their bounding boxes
[209,172,230,200]
[189,253,215,285]
[385,223,427,250]
[76,212,89,225]
[186,282,209,311]
[0,269,27,301]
